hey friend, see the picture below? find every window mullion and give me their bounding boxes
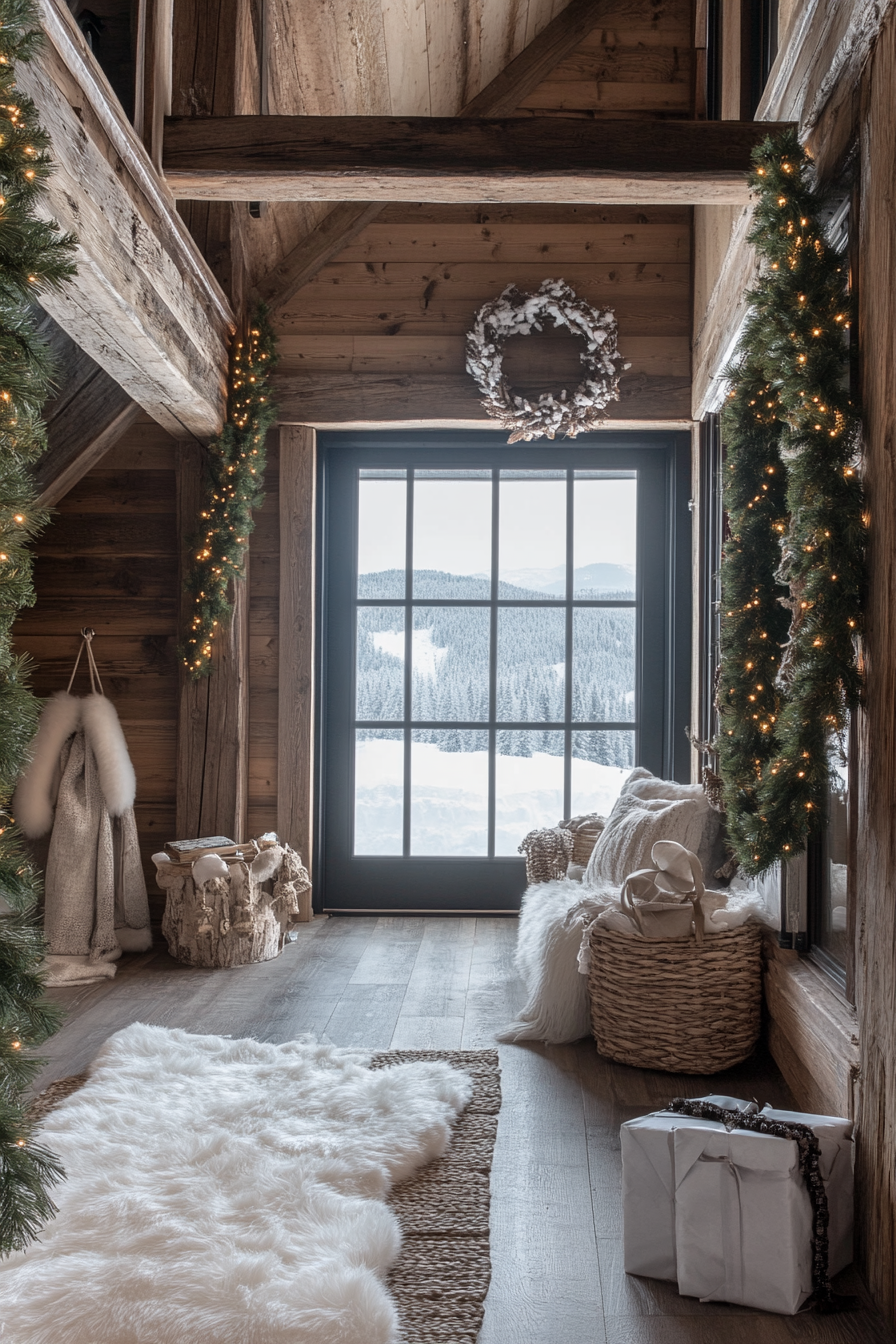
[403,471,414,857]
[564,469,574,820]
[488,468,499,858]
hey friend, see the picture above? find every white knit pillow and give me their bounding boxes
[619,768,720,873]
[583,793,707,888]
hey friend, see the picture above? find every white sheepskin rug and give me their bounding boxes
[1,1023,472,1344]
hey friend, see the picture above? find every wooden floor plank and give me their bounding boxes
[28,915,896,1344]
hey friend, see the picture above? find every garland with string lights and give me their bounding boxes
[182,310,278,678]
[717,129,865,874]
[0,0,77,1253]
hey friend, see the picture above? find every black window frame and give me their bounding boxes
[315,429,692,914]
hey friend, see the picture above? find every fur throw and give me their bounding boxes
[14,692,136,838]
[1,1024,472,1344]
[496,878,615,1043]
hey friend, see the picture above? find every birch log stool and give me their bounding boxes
[154,843,312,968]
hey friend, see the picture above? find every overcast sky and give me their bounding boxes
[357,475,637,577]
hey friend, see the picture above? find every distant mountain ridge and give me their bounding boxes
[498,562,635,595]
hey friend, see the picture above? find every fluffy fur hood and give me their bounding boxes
[14,693,136,838]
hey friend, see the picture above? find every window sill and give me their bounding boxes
[762,933,860,1119]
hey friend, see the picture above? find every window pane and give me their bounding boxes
[354,729,403,854]
[410,729,488,855]
[817,742,849,970]
[358,476,406,598]
[498,476,567,599]
[413,479,492,598]
[356,607,404,721]
[573,607,636,722]
[571,731,634,815]
[412,606,489,722]
[495,730,564,856]
[573,473,637,597]
[497,607,565,722]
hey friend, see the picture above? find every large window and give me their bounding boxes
[353,467,639,858]
[321,432,691,914]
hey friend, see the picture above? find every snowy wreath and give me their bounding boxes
[465,278,629,443]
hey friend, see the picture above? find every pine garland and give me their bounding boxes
[0,0,77,1253]
[718,129,865,873]
[182,310,278,678]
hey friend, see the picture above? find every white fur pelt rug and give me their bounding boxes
[1,1024,472,1344]
[496,878,614,1045]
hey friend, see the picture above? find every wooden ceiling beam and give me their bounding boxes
[164,117,787,205]
[17,0,232,438]
[273,371,691,424]
[252,0,614,311]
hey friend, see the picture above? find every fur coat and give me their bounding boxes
[14,692,151,979]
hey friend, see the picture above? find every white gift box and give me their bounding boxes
[674,1126,814,1313]
[758,1107,854,1276]
[620,1095,757,1280]
[673,1110,854,1315]
[621,1100,854,1310]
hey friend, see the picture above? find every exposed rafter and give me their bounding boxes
[251,0,639,310]
[164,116,781,205]
[18,0,232,438]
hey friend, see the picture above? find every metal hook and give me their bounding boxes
[81,627,95,641]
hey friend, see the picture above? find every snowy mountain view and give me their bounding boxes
[354,570,637,856]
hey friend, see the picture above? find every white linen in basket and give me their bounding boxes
[499,769,716,1044]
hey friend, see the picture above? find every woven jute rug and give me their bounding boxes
[30,1046,500,1344]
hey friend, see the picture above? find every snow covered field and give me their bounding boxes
[353,739,629,856]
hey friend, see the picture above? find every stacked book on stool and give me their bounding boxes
[621,1095,854,1315]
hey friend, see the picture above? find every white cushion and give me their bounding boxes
[584,792,708,888]
[619,768,721,874]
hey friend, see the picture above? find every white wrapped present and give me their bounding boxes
[673,1111,854,1314]
[620,1095,758,1280]
[758,1107,854,1276]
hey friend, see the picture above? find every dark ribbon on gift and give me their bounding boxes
[667,1098,859,1314]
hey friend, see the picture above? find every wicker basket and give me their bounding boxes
[588,922,762,1073]
[571,819,604,866]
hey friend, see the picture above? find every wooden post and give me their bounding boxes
[135,0,173,170]
[176,442,249,843]
[277,426,316,917]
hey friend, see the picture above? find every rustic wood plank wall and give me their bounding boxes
[273,203,692,417]
[12,415,179,922]
[245,0,696,297]
[247,440,280,841]
[855,4,896,1320]
[691,0,896,1323]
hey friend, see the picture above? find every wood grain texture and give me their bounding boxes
[763,938,860,1118]
[691,205,755,417]
[32,310,141,506]
[855,5,896,1324]
[29,917,895,1344]
[460,0,624,117]
[12,414,180,919]
[134,0,173,169]
[17,0,232,437]
[275,334,691,379]
[252,0,683,311]
[247,440,280,840]
[36,382,140,509]
[163,115,780,203]
[273,371,691,423]
[175,443,249,845]
[277,427,316,902]
[692,0,896,414]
